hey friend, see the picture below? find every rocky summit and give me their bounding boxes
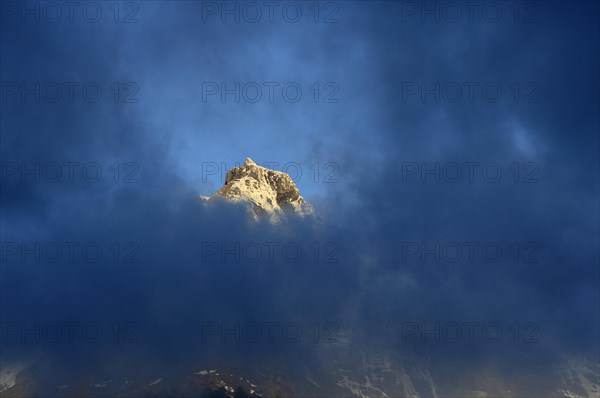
[201,158,317,222]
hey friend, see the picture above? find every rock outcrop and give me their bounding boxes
[201,158,317,222]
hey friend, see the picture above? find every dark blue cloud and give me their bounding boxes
[1,1,598,395]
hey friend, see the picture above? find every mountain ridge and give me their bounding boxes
[201,158,317,222]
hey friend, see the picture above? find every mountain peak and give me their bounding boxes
[202,158,317,222]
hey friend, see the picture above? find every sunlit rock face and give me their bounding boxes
[202,158,317,222]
